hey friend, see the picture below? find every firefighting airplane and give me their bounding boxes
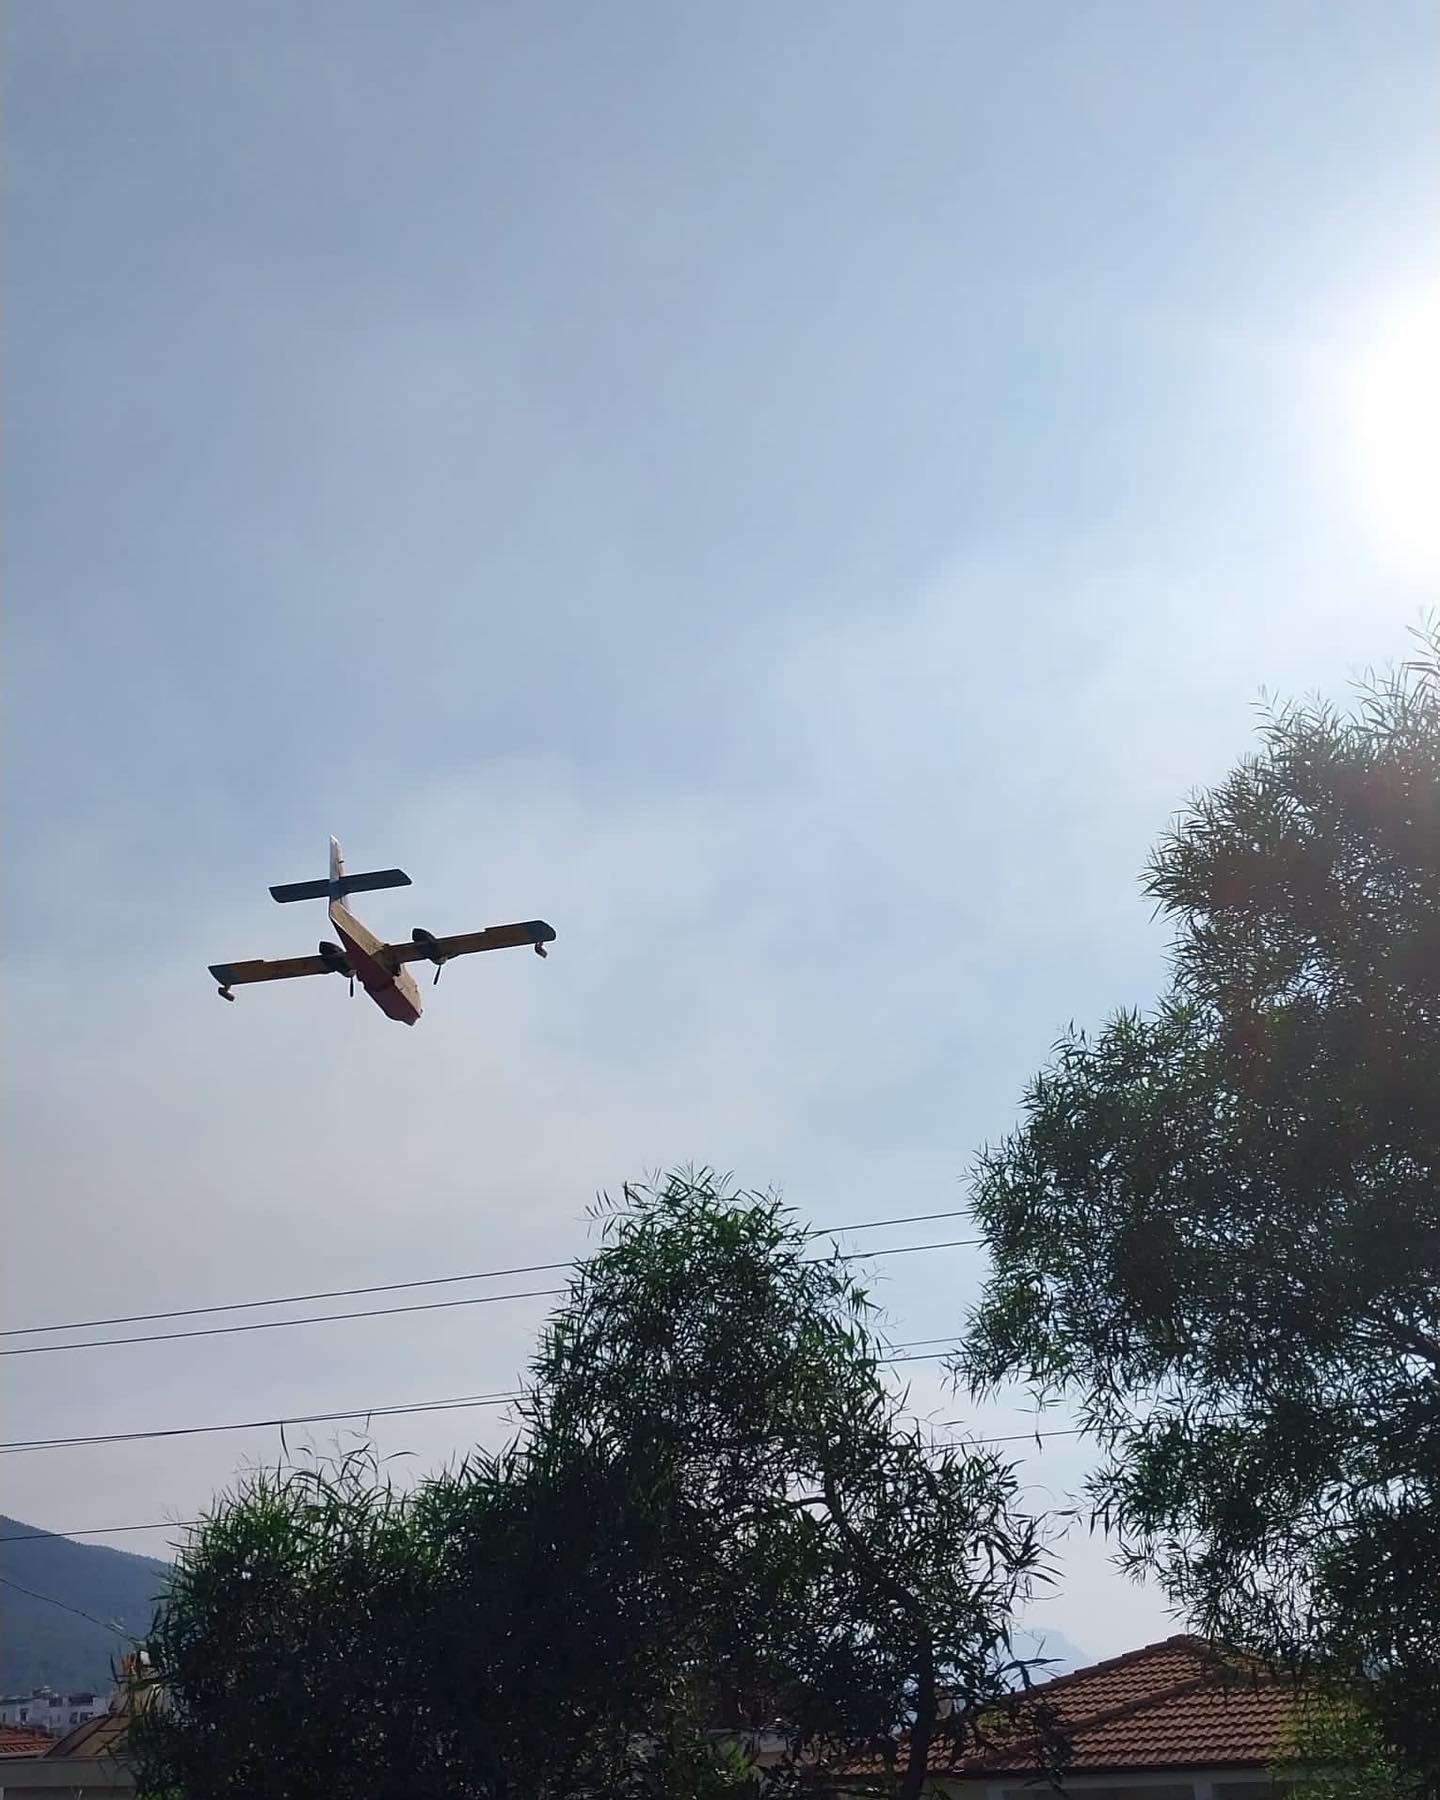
[207,839,555,1026]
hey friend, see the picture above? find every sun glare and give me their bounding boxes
[1348,291,1440,579]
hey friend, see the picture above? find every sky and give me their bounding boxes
[4,1,1439,1665]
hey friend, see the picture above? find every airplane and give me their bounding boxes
[207,838,555,1026]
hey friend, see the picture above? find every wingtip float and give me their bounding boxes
[208,838,555,1025]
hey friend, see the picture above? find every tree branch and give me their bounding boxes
[820,1470,937,1800]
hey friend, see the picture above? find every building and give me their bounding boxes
[842,1635,1299,1798]
[0,1695,106,1739]
[0,1697,139,1800]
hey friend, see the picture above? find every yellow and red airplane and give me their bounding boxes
[208,838,554,1026]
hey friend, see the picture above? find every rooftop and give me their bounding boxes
[987,1635,1297,1774]
[850,1635,1300,1781]
[46,1709,134,1761]
[0,1725,59,1758]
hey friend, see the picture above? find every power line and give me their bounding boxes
[1,1259,573,1339]
[826,1209,970,1236]
[0,1418,1079,1550]
[0,1572,129,1635]
[0,1339,965,1455]
[0,1521,198,1547]
[0,1285,566,1359]
[0,1390,524,1454]
[0,1239,982,1360]
[0,1212,993,1559]
[940,1423,1086,1443]
[858,1238,978,1262]
[2,1209,976,1340]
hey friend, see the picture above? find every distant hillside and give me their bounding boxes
[0,1519,171,1693]
[1013,1625,1088,1679]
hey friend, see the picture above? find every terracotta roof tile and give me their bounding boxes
[841,1636,1300,1779]
[957,1635,1296,1776]
[0,1725,56,1757]
[1057,1676,1296,1769]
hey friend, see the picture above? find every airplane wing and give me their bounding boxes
[208,953,336,989]
[387,920,557,967]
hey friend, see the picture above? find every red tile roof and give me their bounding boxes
[958,1635,1297,1777]
[1027,1636,1221,1721]
[840,1635,1300,1781]
[0,1724,56,1757]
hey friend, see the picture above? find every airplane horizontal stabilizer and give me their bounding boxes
[270,868,412,904]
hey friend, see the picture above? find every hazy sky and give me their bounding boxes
[5,2,1438,1663]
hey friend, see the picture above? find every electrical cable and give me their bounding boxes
[0,1339,966,1453]
[0,1390,523,1454]
[0,1572,129,1634]
[0,1285,566,1359]
[0,1239,982,1359]
[2,1210,976,1339]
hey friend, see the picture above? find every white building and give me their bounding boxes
[0,1691,107,1737]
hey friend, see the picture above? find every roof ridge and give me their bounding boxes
[1017,1633,1213,1701]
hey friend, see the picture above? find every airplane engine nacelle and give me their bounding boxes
[318,939,350,976]
[411,926,444,966]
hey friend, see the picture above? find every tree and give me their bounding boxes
[1274,1693,1423,1800]
[529,1170,1055,1798]
[132,1416,766,1799]
[959,636,1440,1790]
[136,1170,1053,1800]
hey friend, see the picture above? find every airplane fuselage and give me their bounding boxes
[329,898,424,1025]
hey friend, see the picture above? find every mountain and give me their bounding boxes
[1012,1626,1089,1679]
[0,1519,171,1694]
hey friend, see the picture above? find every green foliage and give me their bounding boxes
[137,1170,1053,1800]
[1275,1694,1422,1800]
[132,1436,752,1800]
[960,633,1440,1791]
[133,1450,458,1800]
[531,1172,1056,1796]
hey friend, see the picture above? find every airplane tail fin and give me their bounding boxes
[269,838,413,905]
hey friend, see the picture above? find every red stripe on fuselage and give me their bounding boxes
[329,901,423,1026]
